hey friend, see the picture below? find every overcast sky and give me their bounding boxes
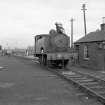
[0,0,105,48]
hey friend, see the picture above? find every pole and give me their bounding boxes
[102,17,105,24]
[35,37,36,54]
[81,4,87,36]
[70,18,75,47]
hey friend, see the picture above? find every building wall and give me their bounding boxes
[77,42,105,70]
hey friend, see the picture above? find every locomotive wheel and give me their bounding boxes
[59,60,69,69]
[43,56,47,65]
[65,60,69,67]
[38,56,42,64]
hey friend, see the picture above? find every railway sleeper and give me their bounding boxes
[87,85,105,89]
[73,78,93,81]
[72,70,105,86]
[65,75,83,78]
[79,81,98,85]
[90,86,105,89]
[75,80,96,84]
[90,88,105,93]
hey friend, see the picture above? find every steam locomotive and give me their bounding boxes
[34,23,72,68]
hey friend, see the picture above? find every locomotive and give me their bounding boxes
[34,23,71,68]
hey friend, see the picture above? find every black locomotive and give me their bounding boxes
[34,23,72,68]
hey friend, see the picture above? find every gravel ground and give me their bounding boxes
[0,56,102,105]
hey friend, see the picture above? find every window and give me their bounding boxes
[104,45,105,49]
[84,45,89,59]
[36,36,42,41]
[98,43,102,49]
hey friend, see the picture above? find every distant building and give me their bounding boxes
[0,45,2,55]
[0,45,2,50]
[26,46,34,56]
[74,23,105,70]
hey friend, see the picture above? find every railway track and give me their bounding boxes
[47,67,105,104]
[62,71,105,103]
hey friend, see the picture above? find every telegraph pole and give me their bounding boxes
[102,17,105,23]
[81,4,87,36]
[70,18,75,47]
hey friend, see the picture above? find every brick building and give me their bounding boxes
[74,23,105,70]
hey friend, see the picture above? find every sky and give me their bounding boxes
[0,0,105,49]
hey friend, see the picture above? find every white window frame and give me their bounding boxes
[84,45,89,60]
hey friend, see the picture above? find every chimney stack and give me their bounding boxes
[101,17,105,31]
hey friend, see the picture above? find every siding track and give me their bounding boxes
[47,67,105,104]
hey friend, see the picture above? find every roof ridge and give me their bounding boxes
[75,31,105,43]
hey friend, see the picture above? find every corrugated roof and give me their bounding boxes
[75,31,105,43]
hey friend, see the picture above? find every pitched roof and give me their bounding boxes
[75,31,105,43]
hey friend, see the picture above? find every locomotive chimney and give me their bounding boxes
[55,22,64,34]
[100,17,105,31]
